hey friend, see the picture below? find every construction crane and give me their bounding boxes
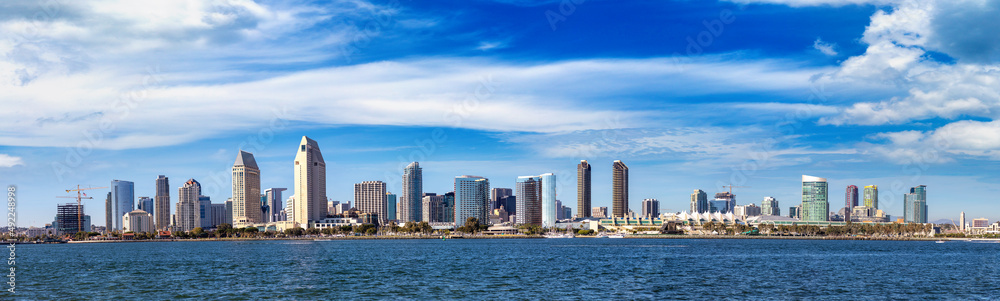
[57,185,108,235]
[722,185,750,194]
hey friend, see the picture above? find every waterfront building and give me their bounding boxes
[210,203,227,227]
[233,150,262,224]
[123,210,155,233]
[264,188,287,223]
[789,205,800,219]
[612,160,629,218]
[387,192,397,222]
[443,192,455,223]
[960,212,966,232]
[711,192,735,214]
[294,136,328,226]
[903,185,928,223]
[491,188,513,211]
[845,185,859,221]
[973,218,988,228]
[225,198,234,225]
[801,175,829,222]
[137,197,154,217]
[734,204,762,218]
[540,173,557,228]
[283,196,293,222]
[515,175,542,225]
[642,198,660,219]
[104,192,112,232]
[863,185,878,209]
[422,194,445,222]
[111,179,135,231]
[592,207,608,218]
[176,179,201,232]
[199,196,212,228]
[577,160,592,218]
[53,203,91,235]
[761,197,779,216]
[690,189,709,214]
[354,181,388,225]
[401,162,423,223]
[454,175,490,227]
[155,175,170,231]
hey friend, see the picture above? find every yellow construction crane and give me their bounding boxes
[722,185,750,194]
[57,185,108,235]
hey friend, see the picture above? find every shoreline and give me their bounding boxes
[46,234,957,244]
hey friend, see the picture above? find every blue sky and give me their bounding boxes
[2,0,1000,227]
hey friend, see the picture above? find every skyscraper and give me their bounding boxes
[401,162,423,223]
[642,198,659,218]
[225,198,234,225]
[577,160,592,218]
[104,192,112,232]
[845,185,859,222]
[690,189,708,213]
[111,179,134,231]
[386,192,397,222]
[422,194,445,223]
[54,204,91,235]
[540,173,557,228]
[294,136,327,227]
[515,175,542,225]
[904,185,927,223]
[592,207,608,218]
[354,181,388,225]
[443,192,455,223]
[711,192,735,214]
[155,175,170,231]
[199,196,212,229]
[210,203,227,227]
[761,197,780,216]
[801,175,829,222]
[454,175,489,227]
[264,188,287,223]
[176,179,201,232]
[960,211,966,232]
[612,160,629,218]
[863,185,878,209]
[137,197,154,216]
[233,150,262,224]
[491,188,512,210]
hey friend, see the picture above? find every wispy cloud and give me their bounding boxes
[0,154,23,167]
[813,38,838,56]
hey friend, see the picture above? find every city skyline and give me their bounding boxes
[3,1,1000,226]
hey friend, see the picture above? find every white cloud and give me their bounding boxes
[725,0,896,7]
[868,120,1000,163]
[0,154,24,167]
[813,38,838,56]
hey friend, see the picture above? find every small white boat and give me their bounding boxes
[935,240,946,243]
[608,234,626,239]
[595,233,609,238]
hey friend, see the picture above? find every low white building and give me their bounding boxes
[123,210,155,233]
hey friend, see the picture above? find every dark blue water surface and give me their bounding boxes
[11,239,1000,299]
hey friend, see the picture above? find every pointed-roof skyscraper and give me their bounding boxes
[233,150,262,224]
[294,136,327,227]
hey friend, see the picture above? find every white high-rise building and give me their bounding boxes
[401,162,423,223]
[354,181,387,225]
[233,150,262,224]
[176,179,201,232]
[284,195,295,222]
[455,175,490,227]
[294,136,327,227]
[123,210,155,233]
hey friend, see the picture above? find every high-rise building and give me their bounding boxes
[155,175,170,231]
[294,136,327,227]
[354,181,387,225]
[577,160,592,218]
[491,188,512,211]
[904,185,927,223]
[176,179,201,232]
[612,160,629,218]
[199,196,212,229]
[711,192,735,214]
[863,185,878,209]
[540,173,557,228]
[734,204,762,217]
[960,212,966,232]
[386,192,397,222]
[123,210,155,233]
[225,198,234,225]
[592,207,608,218]
[761,197,780,216]
[137,197,154,216]
[401,162,423,223]
[789,205,800,219]
[422,194,445,223]
[845,185,859,222]
[454,175,489,227]
[690,189,709,213]
[561,206,572,220]
[264,188,287,223]
[54,203,91,235]
[233,150,262,224]
[443,192,455,223]
[501,195,516,217]
[801,175,829,222]
[210,203,227,227]
[642,198,660,218]
[111,180,134,231]
[973,218,989,228]
[515,176,542,225]
[104,192,112,232]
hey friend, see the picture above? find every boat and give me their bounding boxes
[595,233,609,238]
[608,234,626,239]
[544,233,575,238]
[936,240,946,243]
